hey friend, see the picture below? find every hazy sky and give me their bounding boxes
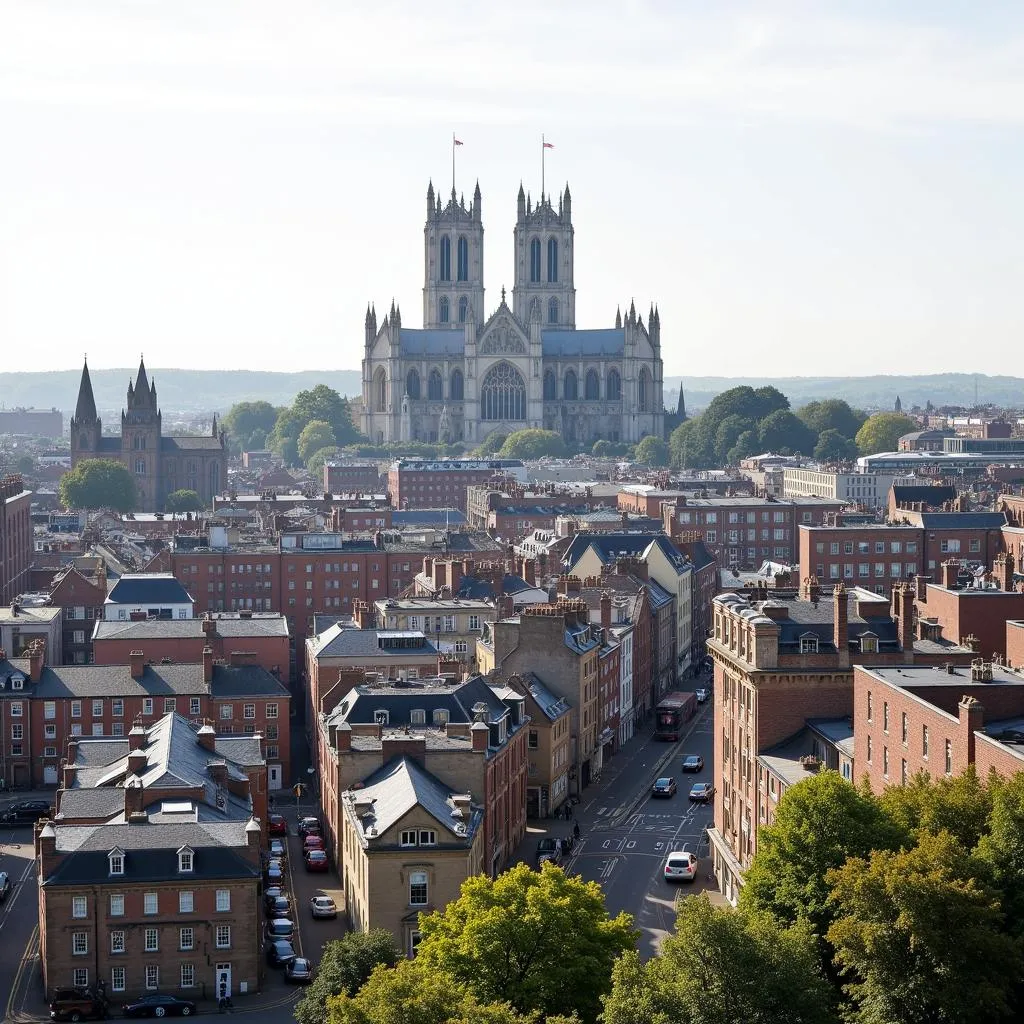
[2,1,1022,378]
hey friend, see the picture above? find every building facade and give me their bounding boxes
[1,474,33,604]
[781,468,915,509]
[361,183,664,446]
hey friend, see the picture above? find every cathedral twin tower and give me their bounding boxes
[361,180,663,447]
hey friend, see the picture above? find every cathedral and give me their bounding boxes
[361,181,664,446]
[71,358,228,510]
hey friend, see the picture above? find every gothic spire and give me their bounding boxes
[677,386,687,420]
[135,356,149,395]
[73,358,98,423]
[615,306,622,329]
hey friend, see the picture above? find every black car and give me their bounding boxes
[651,777,677,798]
[48,987,109,1022]
[0,871,11,902]
[121,993,197,1017]
[1,799,50,825]
[285,957,314,984]
[264,859,284,884]
[298,816,321,838]
[266,938,297,967]
[681,756,704,773]
[535,836,562,867]
[265,917,295,940]
[266,895,291,917]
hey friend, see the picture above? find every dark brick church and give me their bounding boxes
[70,358,228,510]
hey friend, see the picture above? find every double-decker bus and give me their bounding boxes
[654,691,697,741]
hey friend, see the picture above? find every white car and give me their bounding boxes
[695,688,710,703]
[663,849,698,883]
[310,895,338,919]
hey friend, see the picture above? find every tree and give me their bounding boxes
[669,418,711,469]
[827,831,1021,1024]
[164,489,204,514]
[15,454,34,474]
[293,384,361,447]
[499,429,567,461]
[307,446,342,481]
[854,413,917,456]
[713,415,755,463]
[797,400,866,440]
[602,896,837,1024]
[977,773,1024,933]
[268,407,304,466]
[295,930,400,1024]
[416,862,636,1023]
[757,409,817,456]
[740,772,903,935]
[298,420,337,465]
[726,429,761,465]
[59,459,137,512]
[475,430,509,457]
[592,440,612,457]
[634,435,669,467]
[222,400,279,452]
[813,429,859,462]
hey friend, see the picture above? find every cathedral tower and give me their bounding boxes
[512,183,575,328]
[71,359,100,457]
[422,180,485,329]
[121,357,162,509]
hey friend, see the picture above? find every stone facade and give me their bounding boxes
[361,183,663,446]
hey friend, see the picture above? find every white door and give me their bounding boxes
[43,765,58,785]
[268,764,281,790]
[216,963,232,999]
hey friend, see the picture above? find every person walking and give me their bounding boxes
[573,822,581,843]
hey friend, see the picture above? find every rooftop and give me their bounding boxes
[106,573,195,607]
[308,623,440,660]
[858,663,1024,689]
[93,615,290,641]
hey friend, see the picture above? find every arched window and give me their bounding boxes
[529,238,541,282]
[638,367,651,412]
[374,368,387,412]
[406,369,420,400]
[548,298,559,324]
[134,458,146,475]
[427,369,443,401]
[209,462,220,496]
[457,236,469,281]
[458,296,469,323]
[439,296,450,323]
[439,236,451,282]
[564,369,578,401]
[480,361,526,421]
[607,368,621,401]
[450,369,464,401]
[585,369,600,401]
[133,435,146,450]
[547,238,558,282]
[543,370,557,401]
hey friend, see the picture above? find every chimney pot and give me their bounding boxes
[129,650,145,680]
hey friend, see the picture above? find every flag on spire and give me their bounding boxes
[543,141,555,149]
[454,138,464,146]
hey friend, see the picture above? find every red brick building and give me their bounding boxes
[323,461,384,495]
[1,474,33,604]
[800,523,924,596]
[387,459,526,512]
[45,566,108,665]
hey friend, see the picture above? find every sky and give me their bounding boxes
[1,1,1023,378]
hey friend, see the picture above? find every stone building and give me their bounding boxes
[70,358,228,510]
[361,182,664,446]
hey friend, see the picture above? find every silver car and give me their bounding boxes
[310,895,337,919]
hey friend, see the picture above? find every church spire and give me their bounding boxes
[74,358,98,423]
[677,385,687,420]
[135,356,149,396]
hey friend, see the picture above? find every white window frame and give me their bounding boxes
[400,830,417,847]
[109,852,124,876]
[111,967,126,992]
[144,927,159,952]
[216,889,230,912]
[73,968,89,989]
[409,871,428,907]
[243,703,256,719]
[145,965,159,990]
[180,963,195,989]
[143,892,158,915]
[179,891,194,913]
[72,896,87,919]
[215,924,231,949]
[110,930,125,954]
[180,926,194,951]
[178,848,194,873]
[72,931,89,955]
[109,894,125,916]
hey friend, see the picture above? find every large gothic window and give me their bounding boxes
[564,369,578,401]
[406,369,421,400]
[439,236,452,282]
[543,370,557,400]
[638,367,651,412]
[458,296,469,323]
[439,296,450,323]
[79,432,89,449]
[134,458,146,475]
[481,361,526,421]
[375,368,387,412]
[607,368,621,401]
[450,369,464,401]
[427,369,443,401]
[548,298,559,324]
[584,369,600,401]
[457,236,469,281]
[209,462,220,496]
[529,238,541,283]
[547,238,558,282]
[133,435,146,450]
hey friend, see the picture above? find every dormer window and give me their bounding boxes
[860,634,878,654]
[373,710,389,726]
[108,849,125,876]
[177,846,194,873]
[799,634,819,654]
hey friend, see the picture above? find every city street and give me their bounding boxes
[1,816,40,1024]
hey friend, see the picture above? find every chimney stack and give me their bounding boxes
[196,723,217,752]
[995,552,1015,592]
[128,723,147,751]
[600,591,612,631]
[203,645,214,684]
[471,721,489,752]
[940,559,960,589]
[124,777,145,818]
[958,695,984,767]
[832,581,849,666]
[28,640,45,683]
[896,583,914,650]
[913,574,930,602]
[800,576,821,605]
[129,650,145,680]
[202,615,216,637]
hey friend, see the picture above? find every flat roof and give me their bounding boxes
[858,664,1024,688]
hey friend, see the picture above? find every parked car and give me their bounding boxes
[122,993,197,1017]
[304,849,329,872]
[663,849,699,883]
[298,816,321,837]
[651,777,677,798]
[310,895,337,919]
[303,834,325,852]
[269,838,287,860]
[263,885,287,909]
[1,799,50,825]
[267,895,291,917]
[268,814,288,835]
[535,837,562,867]
[681,755,704,773]
[48,987,109,1022]
[689,782,715,803]
[265,917,295,940]
[286,957,314,984]
[266,938,297,967]
[0,871,11,902]
[695,688,710,703]
[264,858,284,884]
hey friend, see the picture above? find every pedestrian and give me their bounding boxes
[573,822,580,842]
[566,803,573,821]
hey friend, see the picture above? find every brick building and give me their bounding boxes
[893,510,1006,573]
[45,566,108,665]
[372,596,496,669]
[37,713,266,1001]
[0,474,33,604]
[706,580,974,904]
[465,480,620,540]
[322,461,384,495]
[887,483,957,520]
[387,459,527,512]
[800,523,924,596]
[0,602,64,663]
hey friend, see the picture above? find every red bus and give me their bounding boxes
[654,691,697,741]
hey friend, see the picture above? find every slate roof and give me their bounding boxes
[106,573,195,606]
[541,328,625,357]
[397,329,467,357]
[161,435,225,452]
[916,512,1007,529]
[30,662,288,699]
[518,671,570,721]
[93,616,289,640]
[309,624,440,660]
[455,573,538,601]
[891,485,957,505]
[390,509,468,527]
[561,532,691,576]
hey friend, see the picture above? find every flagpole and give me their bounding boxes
[452,132,456,193]
[541,133,546,199]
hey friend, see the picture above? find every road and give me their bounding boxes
[562,700,716,959]
[1,811,45,1024]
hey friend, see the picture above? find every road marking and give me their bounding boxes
[596,807,607,816]
[5,923,39,1023]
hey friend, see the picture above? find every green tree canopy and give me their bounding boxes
[164,489,204,514]
[498,429,567,461]
[827,831,1021,1024]
[474,430,510,457]
[854,413,917,455]
[813,429,860,462]
[634,435,669,467]
[416,862,636,1023]
[307,446,342,481]
[59,459,137,513]
[298,420,337,465]
[603,896,837,1024]
[669,418,708,469]
[757,409,817,456]
[797,400,866,440]
[295,930,400,1024]
[16,454,34,474]
[592,439,612,456]
[293,384,361,448]
[726,429,761,465]
[976,772,1024,932]
[222,400,279,452]
[740,772,903,935]
[713,415,756,463]
[268,407,304,466]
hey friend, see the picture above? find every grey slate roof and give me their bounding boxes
[93,616,289,640]
[391,509,468,527]
[916,512,1007,529]
[397,329,467,357]
[31,662,288,699]
[890,485,957,506]
[309,625,440,660]
[519,672,570,721]
[541,328,625,357]
[161,435,226,452]
[106,573,195,606]
[561,532,691,576]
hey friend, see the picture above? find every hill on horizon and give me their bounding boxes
[0,369,1018,423]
